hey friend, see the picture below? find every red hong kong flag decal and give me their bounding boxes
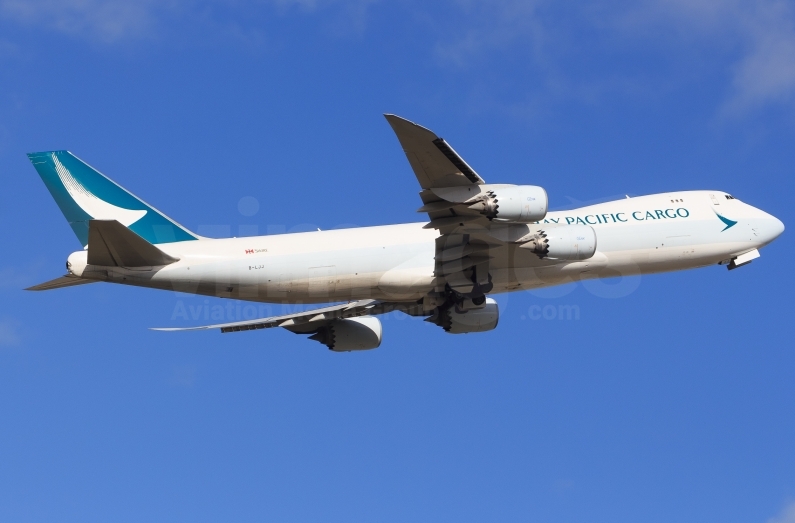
[245,249,254,254]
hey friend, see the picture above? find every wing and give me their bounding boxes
[152,299,423,350]
[152,299,405,334]
[385,114,503,296]
[384,114,485,189]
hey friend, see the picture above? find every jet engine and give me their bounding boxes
[518,224,597,260]
[431,298,499,334]
[308,316,382,352]
[467,185,548,223]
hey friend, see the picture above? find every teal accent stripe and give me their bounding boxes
[28,150,198,246]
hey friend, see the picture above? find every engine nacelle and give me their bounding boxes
[309,316,382,352]
[468,185,548,223]
[435,298,499,334]
[518,224,597,261]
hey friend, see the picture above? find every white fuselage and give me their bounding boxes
[67,190,784,303]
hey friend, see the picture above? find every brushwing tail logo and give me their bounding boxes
[52,153,147,226]
[714,210,737,232]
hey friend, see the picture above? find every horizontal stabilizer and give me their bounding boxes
[88,219,179,267]
[25,274,96,291]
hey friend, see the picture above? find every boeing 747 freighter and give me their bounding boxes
[26,115,784,350]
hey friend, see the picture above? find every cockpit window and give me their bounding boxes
[725,195,736,200]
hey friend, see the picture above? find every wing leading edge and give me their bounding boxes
[384,114,485,189]
[385,114,501,297]
[152,299,410,334]
[153,300,423,352]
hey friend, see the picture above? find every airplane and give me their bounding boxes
[26,115,785,351]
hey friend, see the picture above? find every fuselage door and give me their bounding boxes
[710,193,720,205]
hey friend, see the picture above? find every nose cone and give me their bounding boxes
[761,215,785,245]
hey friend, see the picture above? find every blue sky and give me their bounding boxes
[1,1,794,521]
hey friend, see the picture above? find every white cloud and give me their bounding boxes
[431,0,795,115]
[0,267,33,288]
[433,0,545,68]
[171,364,197,388]
[0,39,19,57]
[0,263,48,289]
[0,0,380,43]
[0,0,168,42]
[726,3,795,113]
[0,319,20,347]
[2,0,792,113]
[621,0,795,114]
[768,502,795,523]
